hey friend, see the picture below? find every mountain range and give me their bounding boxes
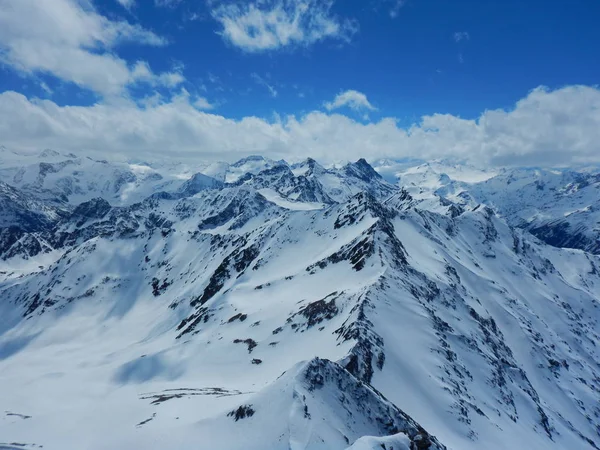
[0,147,599,450]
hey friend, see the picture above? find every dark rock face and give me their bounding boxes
[0,227,45,259]
[227,405,255,421]
[0,182,66,231]
[298,296,339,328]
[344,158,383,183]
[71,198,112,225]
[0,182,70,259]
[336,295,385,385]
[529,220,600,255]
[306,232,375,273]
[151,278,171,296]
[301,358,446,450]
[198,189,272,231]
[228,313,248,323]
[189,241,261,310]
[284,293,341,333]
[233,338,258,353]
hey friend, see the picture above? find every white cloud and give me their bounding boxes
[130,61,154,80]
[193,97,215,110]
[0,0,177,97]
[115,0,135,9]
[0,86,598,168]
[453,31,470,42]
[157,71,186,88]
[325,90,377,112]
[211,0,358,52]
[40,82,53,95]
[131,61,186,88]
[170,87,215,110]
[251,73,278,98]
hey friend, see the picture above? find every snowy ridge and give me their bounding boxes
[0,150,599,450]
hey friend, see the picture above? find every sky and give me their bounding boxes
[0,0,599,167]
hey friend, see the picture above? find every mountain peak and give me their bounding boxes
[179,172,223,196]
[344,158,382,182]
[298,157,326,176]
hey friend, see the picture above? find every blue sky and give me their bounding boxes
[0,0,599,166]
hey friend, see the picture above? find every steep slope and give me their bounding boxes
[0,156,598,450]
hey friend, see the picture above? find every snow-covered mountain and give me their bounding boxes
[467,168,600,254]
[374,160,600,255]
[0,150,599,450]
[0,147,186,207]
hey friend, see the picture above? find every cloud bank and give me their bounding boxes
[0,85,598,167]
